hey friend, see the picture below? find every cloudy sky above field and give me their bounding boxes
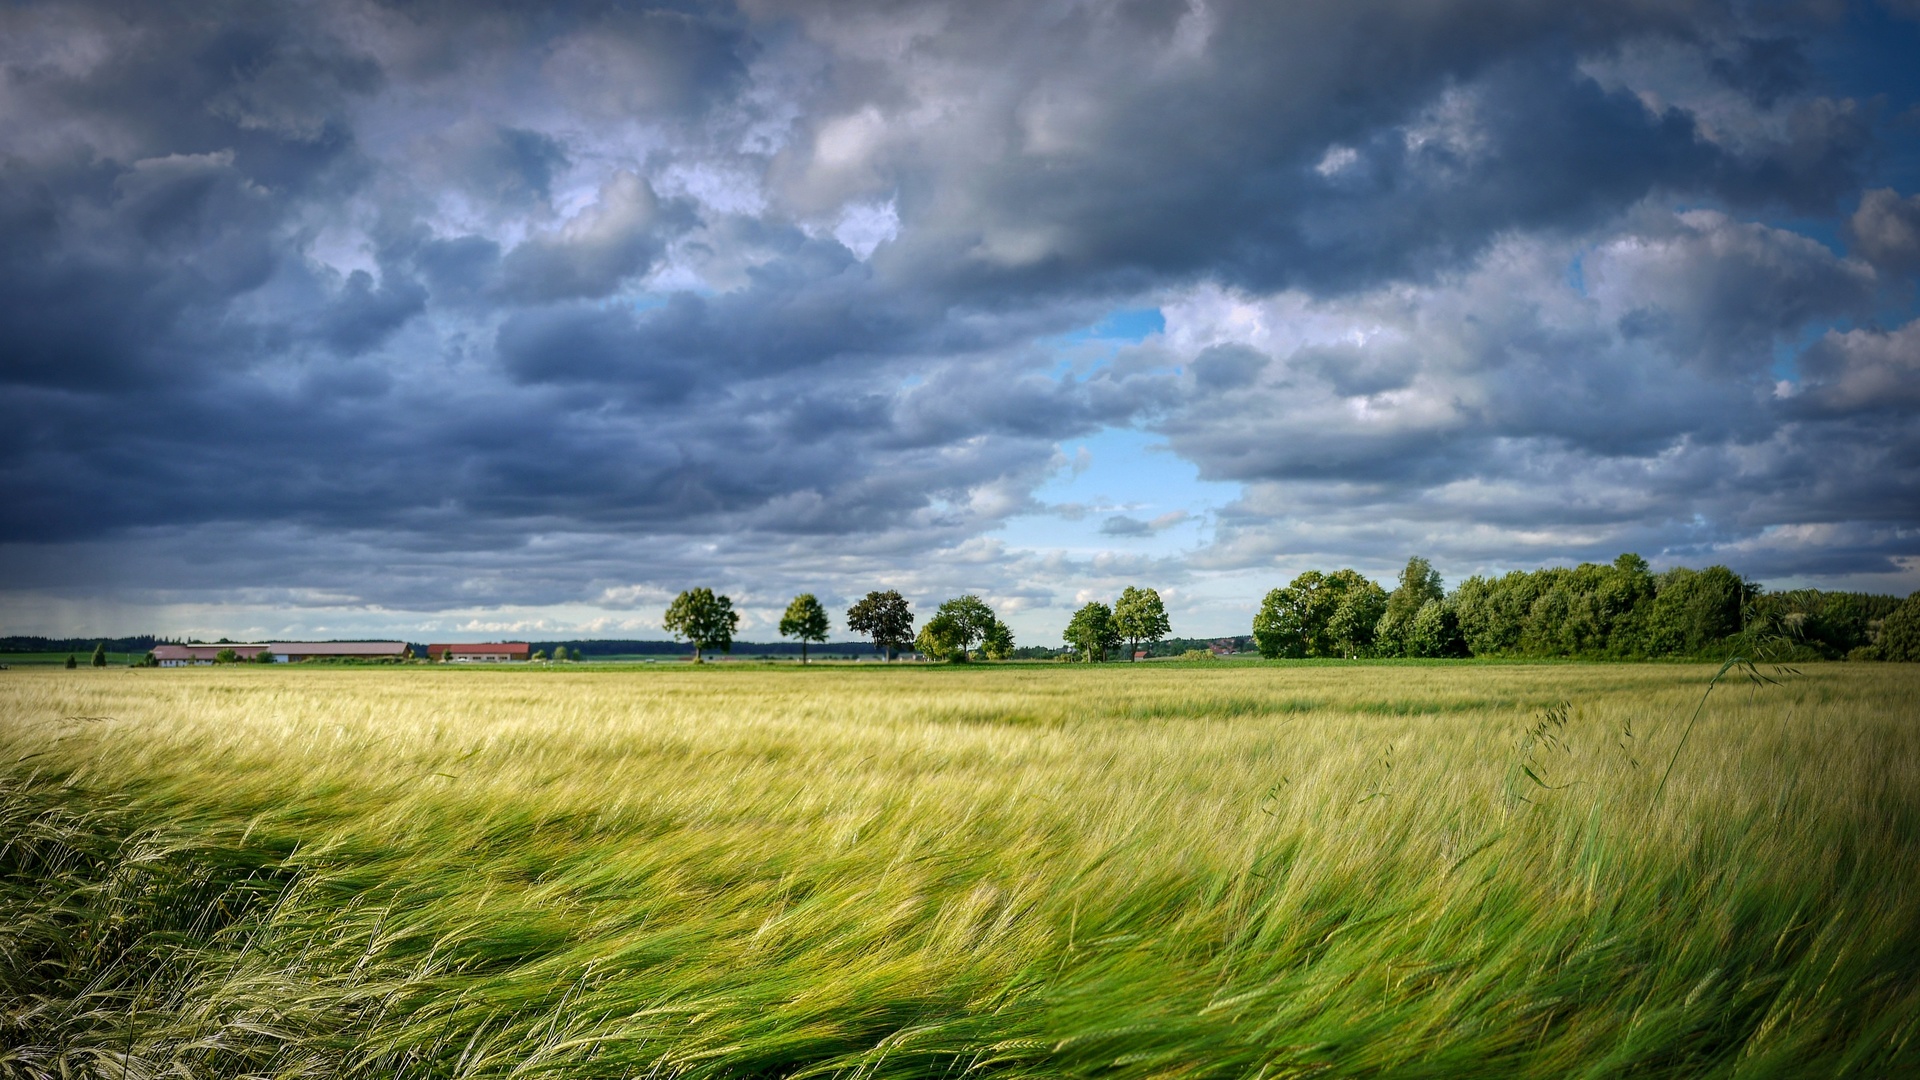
[4,0,1920,642]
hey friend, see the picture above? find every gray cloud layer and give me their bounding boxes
[2,0,1918,636]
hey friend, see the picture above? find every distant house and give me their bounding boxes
[428,642,531,663]
[154,642,408,666]
[154,644,269,666]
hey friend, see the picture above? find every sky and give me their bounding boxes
[3,0,1919,645]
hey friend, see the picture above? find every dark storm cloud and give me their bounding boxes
[1849,187,1920,274]
[1,0,1916,635]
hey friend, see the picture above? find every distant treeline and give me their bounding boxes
[1,635,165,654]
[1255,554,1918,661]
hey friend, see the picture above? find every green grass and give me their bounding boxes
[2,662,1917,1077]
[0,651,142,667]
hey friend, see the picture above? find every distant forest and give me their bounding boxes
[1253,554,1916,662]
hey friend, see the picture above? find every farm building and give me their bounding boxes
[273,642,408,662]
[153,642,408,666]
[428,642,531,663]
[153,644,270,666]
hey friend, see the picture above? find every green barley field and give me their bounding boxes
[3,661,1917,1078]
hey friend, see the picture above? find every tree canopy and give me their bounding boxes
[1065,601,1121,662]
[979,617,1015,660]
[847,590,914,660]
[663,587,739,663]
[778,594,831,664]
[1878,592,1920,662]
[1253,569,1386,659]
[915,613,969,662]
[1113,586,1171,660]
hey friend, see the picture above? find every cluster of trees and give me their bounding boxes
[1256,553,1920,661]
[661,588,1018,663]
[914,595,1016,661]
[1062,587,1172,662]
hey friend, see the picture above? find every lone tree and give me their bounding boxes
[64,654,77,669]
[552,645,569,662]
[89,642,107,667]
[1065,601,1121,662]
[847,590,914,660]
[663,587,739,663]
[1113,586,1171,660]
[927,595,999,660]
[778,594,831,664]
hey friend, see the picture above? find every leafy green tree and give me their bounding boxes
[552,645,569,662]
[929,595,998,658]
[214,648,239,664]
[64,654,77,669]
[1648,566,1752,656]
[1748,588,1904,659]
[90,642,107,668]
[254,648,275,664]
[915,613,970,662]
[979,618,1015,660]
[1375,557,1444,656]
[1113,586,1171,660]
[1254,570,1382,658]
[1065,601,1120,662]
[779,594,832,663]
[663,587,739,663]
[1405,599,1466,657]
[1253,572,1323,658]
[1453,570,1540,656]
[847,590,914,660]
[1325,570,1388,658]
[530,649,548,661]
[1879,592,1920,662]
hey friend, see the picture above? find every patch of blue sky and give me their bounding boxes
[1564,252,1588,296]
[1068,306,1166,343]
[1042,305,1165,378]
[992,427,1238,558]
[1773,321,1842,382]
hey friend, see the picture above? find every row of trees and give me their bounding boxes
[1256,553,1920,661]
[664,585,1175,664]
[662,587,1020,663]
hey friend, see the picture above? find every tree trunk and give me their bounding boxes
[802,642,808,665]
[692,645,702,664]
